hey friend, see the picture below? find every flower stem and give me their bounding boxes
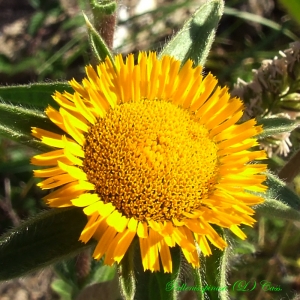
[89,0,117,50]
[118,240,136,300]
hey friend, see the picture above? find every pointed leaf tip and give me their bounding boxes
[159,0,224,67]
[83,12,115,66]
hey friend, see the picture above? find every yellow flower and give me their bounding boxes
[31,52,267,273]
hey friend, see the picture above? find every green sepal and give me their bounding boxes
[83,13,115,66]
[202,229,229,300]
[89,0,117,15]
[0,82,72,110]
[256,117,299,139]
[0,101,64,151]
[0,208,95,280]
[159,0,224,67]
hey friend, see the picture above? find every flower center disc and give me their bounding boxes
[83,99,219,222]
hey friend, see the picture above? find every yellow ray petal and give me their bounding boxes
[106,210,129,232]
[45,106,67,132]
[196,234,212,256]
[73,92,96,125]
[61,108,85,146]
[137,221,148,238]
[80,213,100,243]
[172,227,195,252]
[93,225,117,260]
[190,73,217,111]
[71,193,100,207]
[37,174,78,189]
[148,229,161,271]
[139,237,150,271]
[59,107,89,132]
[230,225,247,240]
[31,149,69,166]
[31,51,267,274]
[113,229,136,263]
[34,166,64,178]
[42,181,87,200]
[57,161,87,180]
[83,201,113,216]
[159,238,172,273]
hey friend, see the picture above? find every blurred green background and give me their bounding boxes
[1,0,300,299]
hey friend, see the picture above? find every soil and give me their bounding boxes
[0,268,59,300]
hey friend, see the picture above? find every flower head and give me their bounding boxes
[32,52,267,273]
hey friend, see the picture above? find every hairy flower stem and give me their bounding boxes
[94,13,116,50]
[89,0,117,50]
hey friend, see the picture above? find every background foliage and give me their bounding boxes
[1,0,300,299]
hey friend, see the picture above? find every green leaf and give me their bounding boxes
[256,198,300,222]
[0,101,63,151]
[0,56,42,76]
[83,13,115,66]
[54,259,81,288]
[159,0,224,67]
[278,0,300,26]
[28,0,41,9]
[256,117,299,139]
[265,172,300,211]
[0,124,51,152]
[224,6,298,41]
[0,208,95,280]
[51,279,73,300]
[37,34,86,78]
[89,264,116,284]
[28,11,46,36]
[254,172,300,221]
[0,158,34,174]
[0,82,72,110]
[52,257,87,298]
[233,240,256,255]
[0,82,71,150]
[281,93,300,101]
[280,100,300,112]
